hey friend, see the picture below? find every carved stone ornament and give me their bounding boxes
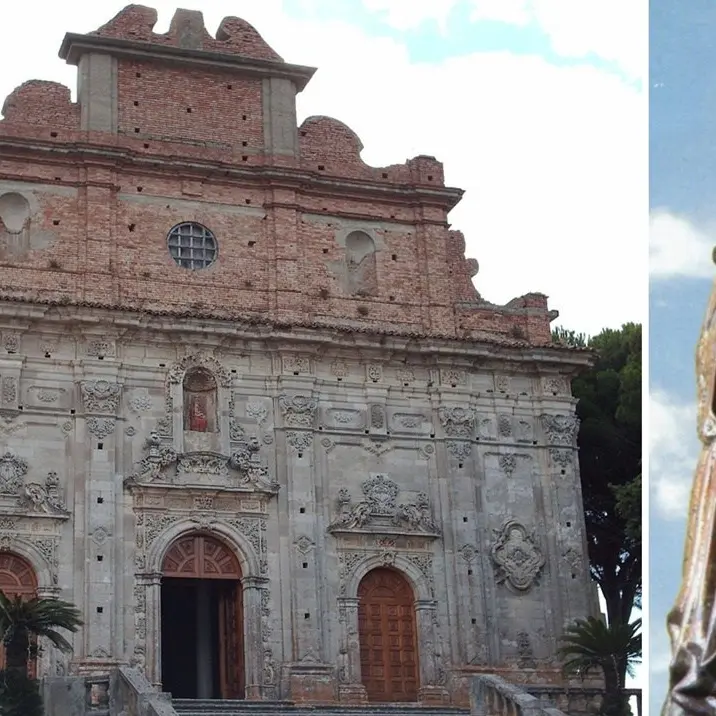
[0,451,28,494]
[126,430,279,493]
[80,380,121,414]
[22,472,69,517]
[329,474,439,534]
[279,394,318,428]
[541,414,579,446]
[86,417,115,440]
[167,353,232,388]
[490,519,545,592]
[286,431,313,452]
[438,406,476,438]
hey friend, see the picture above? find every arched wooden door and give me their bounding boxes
[358,568,419,702]
[0,552,38,678]
[161,534,244,699]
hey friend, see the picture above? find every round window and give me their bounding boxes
[167,222,217,270]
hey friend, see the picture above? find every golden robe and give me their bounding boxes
[664,287,716,716]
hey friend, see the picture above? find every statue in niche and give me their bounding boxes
[183,368,217,433]
[345,230,377,296]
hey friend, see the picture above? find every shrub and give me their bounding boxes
[0,669,43,716]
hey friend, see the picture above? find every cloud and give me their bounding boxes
[650,211,715,280]
[357,0,644,79]
[0,1,642,336]
[650,390,699,520]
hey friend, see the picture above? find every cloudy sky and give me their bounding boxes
[650,0,716,712]
[0,0,643,337]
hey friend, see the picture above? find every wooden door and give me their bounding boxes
[358,568,419,702]
[0,552,38,678]
[218,581,244,699]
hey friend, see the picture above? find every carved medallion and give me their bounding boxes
[0,451,27,494]
[490,520,545,591]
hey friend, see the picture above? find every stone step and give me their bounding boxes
[171,702,469,716]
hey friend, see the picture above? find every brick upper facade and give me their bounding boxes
[0,4,560,347]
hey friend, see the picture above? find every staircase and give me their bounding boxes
[171,701,470,716]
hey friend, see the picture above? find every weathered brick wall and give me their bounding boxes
[0,4,558,347]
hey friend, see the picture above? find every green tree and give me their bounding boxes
[0,592,82,676]
[552,323,642,628]
[558,617,642,716]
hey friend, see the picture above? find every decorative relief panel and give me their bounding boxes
[366,364,382,383]
[86,417,115,440]
[326,408,364,430]
[129,391,153,414]
[549,448,573,468]
[516,419,534,443]
[282,354,311,375]
[2,333,19,354]
[331,360,349,379]
[329,474,439,535]
[369,404,385,431]
[80,380,121,414]
[497,415,513,438]
[438,406,475,438]
[286,431,313,452]
[490,519,545,592]
[0,453,69,519]
[85,338,116,359]
[0,451,27,495]
[126,431,279,494]
[391,413,427,432]
[278,394,317,428]
[446,441,472,460]
[494,375,510,393]
[542,376,568,396]
[441,368,467,387]
[541,414,579,446]
[2,377,18,408]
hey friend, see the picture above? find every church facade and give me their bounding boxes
[0,5,596,706]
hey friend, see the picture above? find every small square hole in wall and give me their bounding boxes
[45,352,51,358]
[227,84,232,89]
[97,443,103,450]
[18,406,23,411]
[463,516,468,523]
[50,131,58,138]
[427,175,433,181]
[159,363,166,367]
[136,72,141,78]
[318,165,325,171]
[293,371,299,376]
[137,186,143,192]
[297,452,303,458]
[231,369,237,373]
[471,618,477,625]
[134,127,140,133]
[144,143,149,149]
[467,569,473,576]
[245,199,251,205]
[186,107,192,113]
[248,240,256,247]
[242,141,247,147]
[390,296,396,302]
[53,220,60,226]
[304,613,310,620]
[566,521,571,527]
[242,156,248,162]
[391,254,397,261]
[458,462,463,469]
[561,469,566,475]
[322,248,328,254]
[97,497,104,504]
[70,409,75,415]
[133,100,139,106]
[128,223,136,232]
[97,555,103,562]
[302,562,308,569]
[382,172,388,178]
[97,607,103,614]
[55,176,62,181]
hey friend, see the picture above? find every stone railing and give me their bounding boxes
[42,674,110,716]
[527,685,641,716]
[110,666,177,716]
[471,674,569,716]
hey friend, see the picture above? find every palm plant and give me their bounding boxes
[558,616,641,716]
[0,591,82,676]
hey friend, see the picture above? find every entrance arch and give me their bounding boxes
[0,552,38,678]
[358,567,419,702]
[160,533,244,699]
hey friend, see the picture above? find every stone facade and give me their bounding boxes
[0,5,597,706]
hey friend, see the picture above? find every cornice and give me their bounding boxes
[59,33,317,92]
[0,138,464,212]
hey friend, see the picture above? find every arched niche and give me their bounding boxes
[345,230,377,296]
[183,367,218,433]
